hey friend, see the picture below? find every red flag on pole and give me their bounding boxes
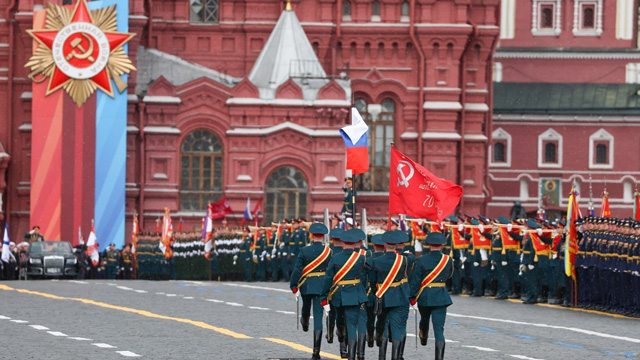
[389,146,463,222]
[210,197,232,220]
[633,190,640,220]
[601,190,611,218]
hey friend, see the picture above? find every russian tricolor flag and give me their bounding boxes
[340,107,369,175]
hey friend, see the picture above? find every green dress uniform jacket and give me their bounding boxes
[409,250,453,307]
[321,249,368,307]
[290,242,331,295]
[370,252,410,307]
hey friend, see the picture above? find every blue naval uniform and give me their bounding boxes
[409,249,453,342]
[290,241,331,331]
[321,248,368,342]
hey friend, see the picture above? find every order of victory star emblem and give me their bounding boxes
[25,0,136,106]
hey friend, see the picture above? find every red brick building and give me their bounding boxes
[0,0,500,241]
[488,0,640,219]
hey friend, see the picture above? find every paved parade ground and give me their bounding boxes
[0,280,638,360]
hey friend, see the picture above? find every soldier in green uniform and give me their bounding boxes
[341,178,356,220]
[327,228,347,355]
[237,227,253,282]
[290,223,332,360]
[120,243,134,280]
[269,223,280,282]
[370,230,410,360]
[279,219,292,282]
[104,243,120,280]
[365,234,385,349]
[321,228,368,360]
[25,225,45,243]
[255,228,267,282]
[410,232,453,360]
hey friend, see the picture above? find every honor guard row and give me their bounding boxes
[289,223,453,360]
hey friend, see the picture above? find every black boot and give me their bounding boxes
[312,330,322,360]
[357,333,366,360]
[367,326,374,347]
[435,340,445,360]
[326,323,334,343]
[419,327,427,346]
[336,325,345,343]
[374,329,383,347]
[301,316,309,332]
[378,337,388,360]
[339,328,349,359]
[398,336,406,360]
[347,339,357,360]
[390,340,402,360]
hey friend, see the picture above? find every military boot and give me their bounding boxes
[390,340,402,360]
[326,324,334,343]
[312,330,322,360]
[398,335,406,360]
[339,326,348,358]
[367,326,374,347]
[356,333,366,360]
[435,340,446,360]
[378,337,388,360]
[301,316,309,332]
[347,339,357,360]
[419,328,427,346]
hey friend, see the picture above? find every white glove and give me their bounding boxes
[473,262,480,267]
[261,250,267,257]
[501,261,508,266]
[411,303,418,311]
[253,255,258,261]
[460,256,467,263]
[633,271,640,277]
[479,224,484,233]
[507,224,513,232]
[295,291,301,301]
[272,248,277,256]
[552,254,557,259]
[528,264,535,270]
[120,267,124,271]
[458,224,464,232]
[233,254,238,262]
[283,252,288,256]
[417,219,423,226]
[519,264,525,272]
[266,254,271,259]
[279,243,284,249]
[536,228,543,236]
[491,265,495,271]
[323,304,331,315]
[214,250,218,256]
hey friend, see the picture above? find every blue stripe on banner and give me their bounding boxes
[89,0,128,251]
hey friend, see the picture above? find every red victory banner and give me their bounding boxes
[389,146,463,222]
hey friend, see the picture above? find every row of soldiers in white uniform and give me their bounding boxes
[289,223,453,360]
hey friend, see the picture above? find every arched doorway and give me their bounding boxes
[265,166,308,224]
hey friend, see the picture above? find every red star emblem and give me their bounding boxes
[27,0,134,99]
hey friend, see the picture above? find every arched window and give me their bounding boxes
[401,1,410,17]
[180,130,223,211]
[595,144,607,164]
[494,142,506,162]
[372,1,381,16]
[354,97,394,192]
[265,167,308,224]
[544,142,557,163]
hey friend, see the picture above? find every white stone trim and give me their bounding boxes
[572,0,603,36]
[236,175,252,182]
[464,103,489,112]
[493,62,503,83]
[520,178,530,200]
[20,92,32,100]
[144,188,179,193]
[588,128,614,169]
[226,121,340,137]
[489,128,512,168]
[500,0,516,39]
[495,51,640,60]
[423,101,462,110]
[143,96,182,104]
[532,0,562,36]
[616,0,634,40]
[464,134,488,141]
[18,124,32,131]
[494,114,640,123]
[127,126,139,133]
[153,173,168,180]
[128,94,139,103]
[143,126,181,134]
[625,63,640,83]
[538,128,563,168]
[226,98,350,107]
[422,132,461,140]
[400,132,418,139]
[323,176,339,183]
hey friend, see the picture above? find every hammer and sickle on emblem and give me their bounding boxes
[396,160,414,188]
[66,33,96,63]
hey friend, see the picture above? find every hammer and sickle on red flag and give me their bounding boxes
[396,160,414,188]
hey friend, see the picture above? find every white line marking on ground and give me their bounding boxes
[276,310,296,315]
[205,299,224,303]
[117,286,133,291]
[509,355,545,360]
[462,345,499,352]
[106,283,117,286]
[225,302,243,307]
[448,312,640,344]
[93,343,116,348]
[68,280,88,284]
[220,283,290,293]
[248,306,270,311]
[10,320,28,323]
[0,315,10,320]
[183,297,194,299]
[155,292,165,295]
[47,331,67,337]
[69,337,92,341]
[29,325,49,330]
[116,350,142,357]
[134,290,147,293]
[166,294,176,297]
